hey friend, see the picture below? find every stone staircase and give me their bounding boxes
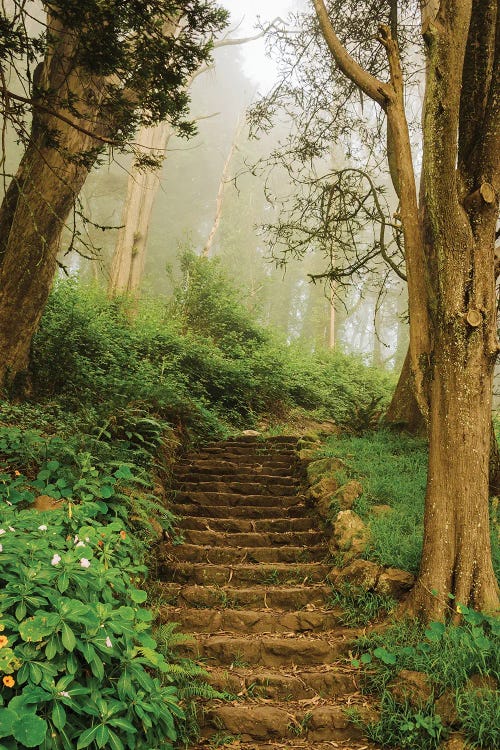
[157,435,378,749]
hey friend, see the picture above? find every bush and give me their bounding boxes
[0,505,184,750]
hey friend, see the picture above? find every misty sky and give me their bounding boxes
[221,0,302,87]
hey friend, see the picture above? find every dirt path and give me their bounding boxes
[158,435,379,749]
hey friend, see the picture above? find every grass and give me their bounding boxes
[328,582,396,626]
[315,430,500,580]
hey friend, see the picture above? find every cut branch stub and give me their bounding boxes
[463,182,496,213]
[466,308,483,327]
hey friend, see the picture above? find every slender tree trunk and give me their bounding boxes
[385,348,424,432]
[108,122,171,297]
[329,284,336,348]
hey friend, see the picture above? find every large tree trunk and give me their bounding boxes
[108,123,171,297]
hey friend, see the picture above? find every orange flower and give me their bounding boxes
[119,530,127,540]
[13,470,21,477]
[3,676,15,688]
[0,636,8,649]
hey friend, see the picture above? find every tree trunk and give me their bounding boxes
[0,113,100,386]
[108,122,171,297]
[406,322,499,618]
[385,348,424,433]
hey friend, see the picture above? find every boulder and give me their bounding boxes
[306,457,346,484]
[389,669,434,707]
[332,559,381,590]
[330,510,370,559]
[375,568,415,598]
[242,429,261,437]
[333,480,363,510]
[309,476,339,501]
[441,734,468,750]
[298,448,318,462]
[435,690,459,727]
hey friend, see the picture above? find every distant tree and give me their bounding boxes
[254,0,500,618]
[0,0,228,386]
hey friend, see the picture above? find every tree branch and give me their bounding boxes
[311,0,392,107]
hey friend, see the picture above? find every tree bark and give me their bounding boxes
[385,348,424,433]
[108,123,171,297]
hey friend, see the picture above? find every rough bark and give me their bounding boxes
[312,0,500,618]
[385,349,424,433]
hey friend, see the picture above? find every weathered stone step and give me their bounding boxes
[178,481,299,496]
[175,472,299,486]
[180,631,353,666]
[159,582,331,609]
[161,561,330,586]
[205,664,358,699]
[176,491,305,508]
[175,461,296,476]
[163,542,326,564]
[207,437,298,449]
[199,703,374,744]
[159,607,342,634]
[178,516,314,533]
[181,529,324,548]
[172,502,309,519]
[194,449,297,461]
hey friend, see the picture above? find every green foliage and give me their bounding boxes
[456,686,500,748]
[328,582,396,627]
[348,693,447,749]
[352,607,500,748]
[0,506,184,750]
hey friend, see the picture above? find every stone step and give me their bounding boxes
[159,583,332,610]
[199,703,374,744]
[207,437,298,449]
[175,472,299,486]
[181,529,325,548]
[178,481,299,496]
[179,631,354,667]
[205,664,359,699]
[175,461,296,476]
[172,503,309,519]
[178,516,314,534]
[159,607,342,634]
[163,542,326,564]
[176,491,305,508]
[193,449,297,461]
[161,561,331,587]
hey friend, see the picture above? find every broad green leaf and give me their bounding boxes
[61,623,76,652]
[96,725,109,749]
[12,715,47,747]
[129,589,147,604]
[52,703,66,731]
[0,709,18,738]
[76,725,99,749]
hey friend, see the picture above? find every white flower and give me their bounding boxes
[0,530,6,536]
[80,558,90,569]
[75,541,85,548]
[59,691,70,698]
[105,636,112,648]
[8,527,14,532]
[84,537,90,543]
[0,544,3,552]
[51,554,61,566]
[38,525,47,531]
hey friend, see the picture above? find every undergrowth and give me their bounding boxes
[352,606,500,748]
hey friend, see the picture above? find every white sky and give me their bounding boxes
[220,0,302,88]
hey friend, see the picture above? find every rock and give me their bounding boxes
[435,690,459,726]
[330,510,370,559]
[306,457,346,484]
[33,495,63,512]
[389,670,433,707]
[332,559,381,590]
[316,496,334,522]
[465,673,498,693]
[310,476,339,501]
[441,733,468,750]
[242,429,261,437]
[333,480,363,510]
[375,568,415,598]
[298,448,318,461]
[371,504,393,516]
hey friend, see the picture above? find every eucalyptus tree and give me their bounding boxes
[0,0,228,385]
[253,0,500,617]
